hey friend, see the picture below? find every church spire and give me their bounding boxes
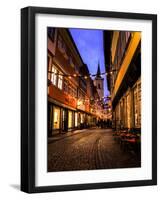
[96,63,101,78]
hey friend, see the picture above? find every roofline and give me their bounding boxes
[66,29,84,64]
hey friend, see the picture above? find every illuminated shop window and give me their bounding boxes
[134,80,141,128]
[137,82,141,127]
[68,111,73,128]
[80,114,84,123]
[53,107,60,129]
[134,86,138,127]
[75,113,78,127]
[126,94,131,128]
[58,74,63,90]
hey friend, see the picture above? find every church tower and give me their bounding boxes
[94,63,104,99]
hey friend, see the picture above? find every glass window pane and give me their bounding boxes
[68,111,73,128]
[75,113,78,127]
[51,66,57,86]
[58,74,63,89]
[53,69,57,85]
[53,107,60,129]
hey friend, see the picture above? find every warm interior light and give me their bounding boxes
[77,100,83,107]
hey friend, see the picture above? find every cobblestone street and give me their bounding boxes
[48,128,141,172]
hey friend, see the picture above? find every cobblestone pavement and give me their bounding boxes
[48,128,141,172]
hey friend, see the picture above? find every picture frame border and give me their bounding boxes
[21,6,157,193]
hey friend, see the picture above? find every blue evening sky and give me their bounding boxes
[69,28,109,97]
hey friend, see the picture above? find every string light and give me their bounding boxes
[48,70,116,78]
[48,70,112,105]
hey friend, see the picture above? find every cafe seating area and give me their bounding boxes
[113,128,141,157]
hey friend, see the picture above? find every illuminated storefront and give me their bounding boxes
[80,113,85,123]
[47,28,108,137]
[126,93,131,128]
[75,112,78,127]
[104,30,141,131]
[53,106,60,129]
[48,101,77,135]
[112,78,141,130]
[48,101,100,135]
[68,111,73,129]
[133,79,141,128]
